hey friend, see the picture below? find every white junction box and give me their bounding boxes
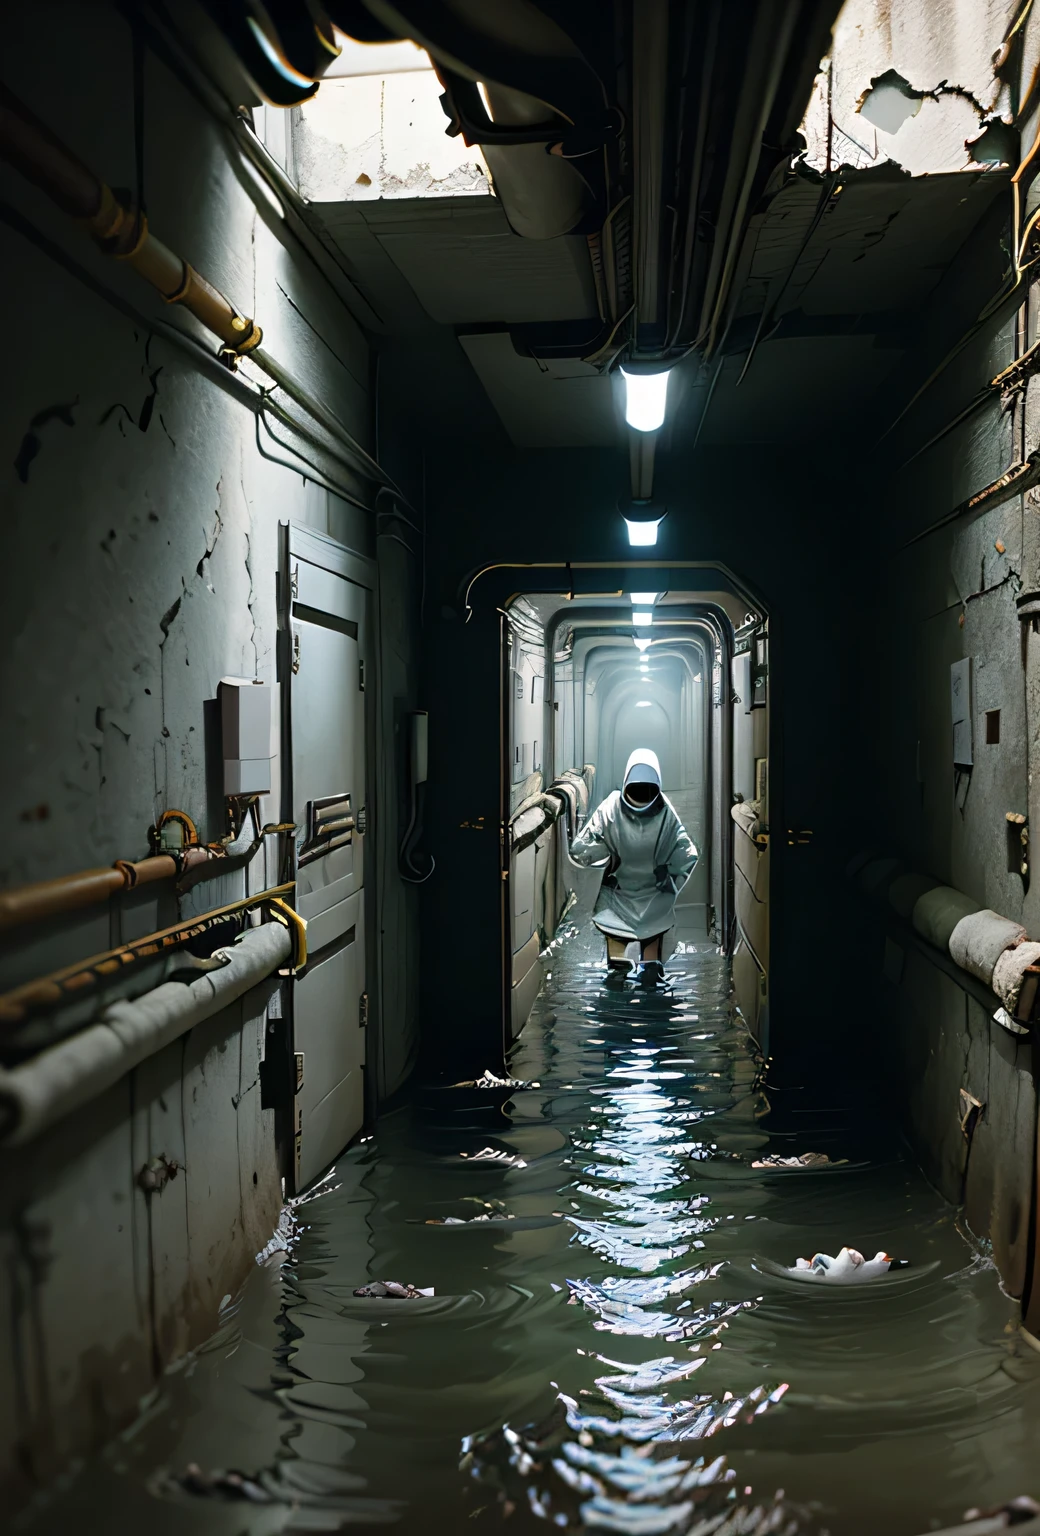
[220,677,274,794]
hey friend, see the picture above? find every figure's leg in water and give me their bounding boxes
[606,936,631,971]
[637,935,666,984]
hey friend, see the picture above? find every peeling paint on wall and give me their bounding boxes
[294,70,490,203]
[799,0,1021,175]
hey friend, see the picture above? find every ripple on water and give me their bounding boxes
[23,922,1040,1536]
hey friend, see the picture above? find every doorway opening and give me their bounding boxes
[501,583,770,1052]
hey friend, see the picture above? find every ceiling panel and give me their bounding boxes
[735,169,1007,319]
[379,230,597,323]
[459,334,617,446]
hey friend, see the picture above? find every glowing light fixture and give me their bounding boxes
[625,517,662,547]
[630,592,658,605]
[634,637,652,652]
[636,700,652,708]
[621,366,670,432]
[632,611,653,626]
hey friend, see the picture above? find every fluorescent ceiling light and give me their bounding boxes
[621,367,670,432]
[630,592,658,604]
[634,638,652,652]
[636,700,652,707]
[632,611,653,626]
[625,518,661,547]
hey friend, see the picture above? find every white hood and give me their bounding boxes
[622,748,662,792]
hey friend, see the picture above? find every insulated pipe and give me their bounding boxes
[0,855,177,933]
[0,922,291,1148]
[0,881,295,1029]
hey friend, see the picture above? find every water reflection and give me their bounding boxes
[23,923,1040,1536]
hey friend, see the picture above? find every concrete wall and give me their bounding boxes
[844,5,1040,1315]
[0,980,281,1498]
[0,1,419,1498]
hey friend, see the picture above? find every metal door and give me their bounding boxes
[286,525,370,1189]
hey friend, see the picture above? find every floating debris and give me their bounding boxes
[785,1247,908,1284]
[426,1212,500,1224]
[963,1496,1040,1526]
[751,1152,847,1169]
[169,1464,272,1503]
[451,1067,541,1089]
[459,1146,528,1167]
[352,1280,435,1298]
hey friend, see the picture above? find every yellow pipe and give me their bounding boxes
[0,87,261,356]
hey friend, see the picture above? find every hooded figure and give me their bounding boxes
[570,749,698,980]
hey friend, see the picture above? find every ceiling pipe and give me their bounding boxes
[630,435,657,501]
[627,0,669,505]
[631,0,669,338]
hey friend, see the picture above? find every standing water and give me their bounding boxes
[22,924,1040,1534]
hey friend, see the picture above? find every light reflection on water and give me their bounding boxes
[23,923,1040,1535]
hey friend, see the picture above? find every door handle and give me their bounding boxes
[298,794,363,865]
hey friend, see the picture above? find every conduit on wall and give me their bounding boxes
[0,85,410,509]
[0,881,297,1028]
[0,855,176,932]
[0,841,240,934]
[0,921,291,1148]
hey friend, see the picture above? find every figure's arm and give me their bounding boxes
[570,803,613,867]
[655,820,698,892]
[668,824,698,890]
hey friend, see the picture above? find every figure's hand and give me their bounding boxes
[654,865,675,893]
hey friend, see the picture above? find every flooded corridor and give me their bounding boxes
[24,924,1040,1536]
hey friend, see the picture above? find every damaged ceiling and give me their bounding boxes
[311,162,1009,447]
[183,0,1024,457]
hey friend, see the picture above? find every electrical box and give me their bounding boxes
[220,677,274,794]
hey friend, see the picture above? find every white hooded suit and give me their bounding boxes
[570,749,698,941]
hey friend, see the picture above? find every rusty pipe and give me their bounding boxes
[179,845,220,873]
[0,86,261,355]
[114,855,178,888]
[0,86,418,506]
[0,868,125,931]
[0,854,178,933]
[0,882,296,1031]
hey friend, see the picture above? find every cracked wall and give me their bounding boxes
[800,0,1023,174]
[294,63,491,203]
[0,0,393,1501]
[844,0,1040,1312]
